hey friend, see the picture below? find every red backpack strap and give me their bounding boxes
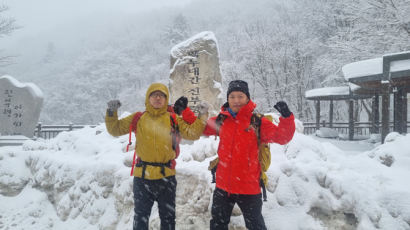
[129,112,144,176]
[169,112,180,149]
[167,105,175,113]
[127,112,144,151]
[130,112,144,133]
[250,113,264,145]
[169,112,181,169]
[215,113,227,136]
[169,112,178,126]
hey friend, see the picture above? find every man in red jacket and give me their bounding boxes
[203,80,295,230]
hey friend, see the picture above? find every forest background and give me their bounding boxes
[1,0,409,125]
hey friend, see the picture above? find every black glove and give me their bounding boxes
[107,100,121,117]
[173,96,188,115]
[274,101,292,118]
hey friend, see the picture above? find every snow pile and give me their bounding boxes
[315,127,339,138]
[342,51,410,80]
[342,58,383,80]
[305,86,350,99]
[1,125,410,229]
[267,133,410,229]
[0,126,134,230]
[390,59,410,72]
[0,125,215,230]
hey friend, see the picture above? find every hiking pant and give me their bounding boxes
[133,176,177,230]
[210,187,266,230]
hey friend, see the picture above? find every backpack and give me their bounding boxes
[127,105,181,177]
[208,113,272,201]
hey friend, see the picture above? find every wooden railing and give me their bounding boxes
[303,121,410,136]
[32,121,409,140]
[34,123,97,139]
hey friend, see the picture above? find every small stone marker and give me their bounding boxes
[0,75,43,138]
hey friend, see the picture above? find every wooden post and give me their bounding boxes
[371,93,380,133]
[354,99,359,122]
[349,99,354,140]
[371,95,376,133]
[37,122,42,139]
[316,100,320,130]
[393,87,401,133]
[397,88,406,134]
[403,91,408,134]
[69,123,73,131]
[329,100,334,128]
[375,94,380,130]
[381,83,390,143]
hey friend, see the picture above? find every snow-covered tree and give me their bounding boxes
[5,0,410,124]
[0,4,19,66]
[161,14,191,46]
[42,42,56,64]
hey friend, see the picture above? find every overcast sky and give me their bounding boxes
[1,0,192,46]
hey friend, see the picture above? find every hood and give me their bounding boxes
[145,83,170,116]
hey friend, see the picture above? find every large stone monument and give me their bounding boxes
[169,31,223,114]
[0,75,43,138]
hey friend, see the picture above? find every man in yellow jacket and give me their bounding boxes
[105,83,208,230]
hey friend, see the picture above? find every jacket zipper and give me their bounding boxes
[228,117,238,196]
[154,116,157,157]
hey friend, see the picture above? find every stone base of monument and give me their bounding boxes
[0,135,30,147]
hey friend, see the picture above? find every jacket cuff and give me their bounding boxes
[105,110,118,120]
[198,112,209,123]
[279,113,294,122]
[181,107,197,124]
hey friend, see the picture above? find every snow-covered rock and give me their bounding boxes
[384,132,402,143]
[0,75,44,138]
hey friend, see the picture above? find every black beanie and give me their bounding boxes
[227,80,250,100]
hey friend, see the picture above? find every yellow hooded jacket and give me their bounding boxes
[105,83,207,179]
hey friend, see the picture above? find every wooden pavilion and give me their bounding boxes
[305,85,373,140]
[342,51,410,143]
[305,51,410,143]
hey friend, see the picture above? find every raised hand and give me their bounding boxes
[107,100,121,116]
[274,101,292,118]
[198,101,209,117]
[173,96,188,115]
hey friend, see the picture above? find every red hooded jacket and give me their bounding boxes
[203,100,295,194]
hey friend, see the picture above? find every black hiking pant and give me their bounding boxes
[133,176,176,230]
[210,187,267,230]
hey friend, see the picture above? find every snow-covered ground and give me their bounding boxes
[1,122,410,230]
